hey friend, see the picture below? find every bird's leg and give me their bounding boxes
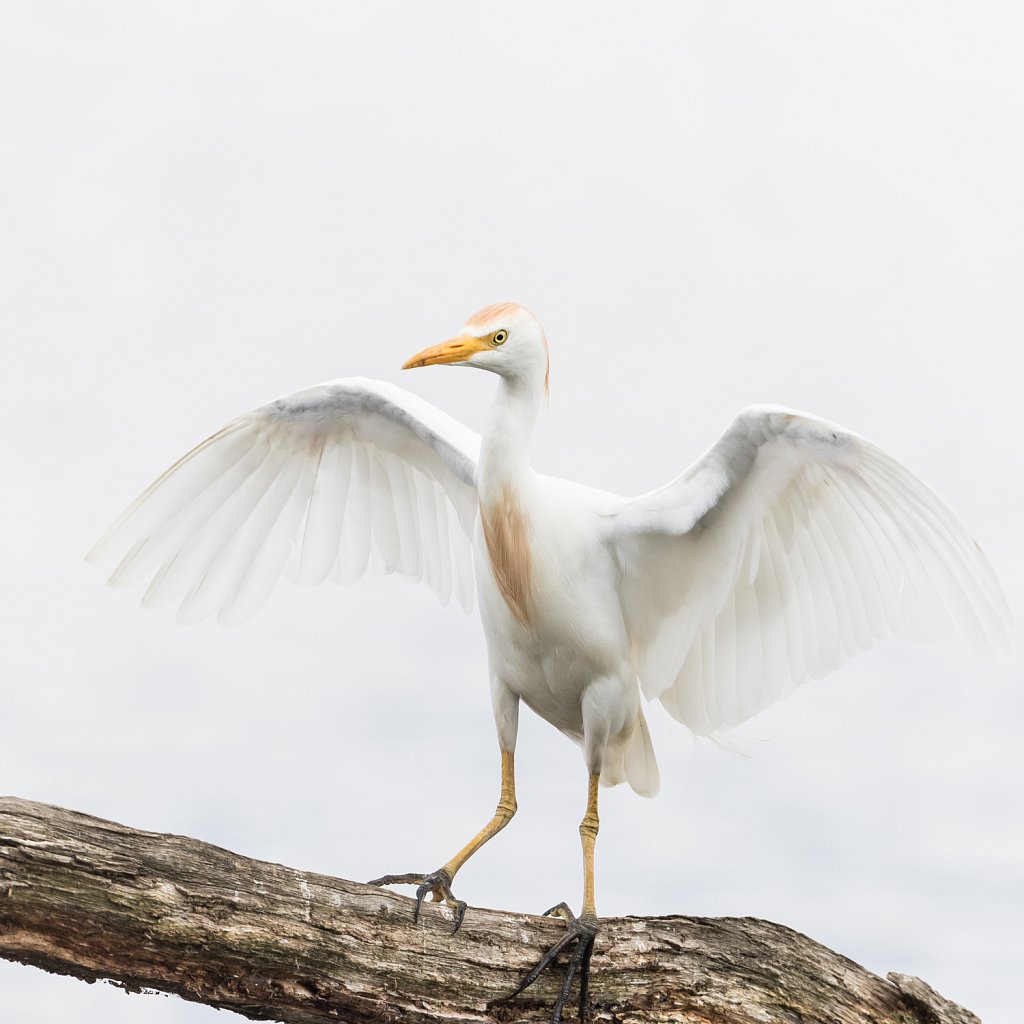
[579,772,599,921]
[369,750,517,933]
[497,772,600,1023]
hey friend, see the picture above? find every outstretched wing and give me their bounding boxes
[609,405,1011,737]
[88,377,480,625]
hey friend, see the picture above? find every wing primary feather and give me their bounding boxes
[814,476,874,649]
[448,495,475,612]
[829,474,906,636]
[220,535,294,626]
[762,508,807,686]
[415,471,443,593]
[845,471,952,637]
[179,451,306,624]
[88,419,258,568]
[863,471,1005,654]
[142,443,286,609]
[177,447,300,621]
[433,485,453,607]
[335,443,371,584]
[368,446,402,572]
[794,472,853,659]
[733,572,763,725]
[751,521,787,704]
[811,481,861,656]
[697,622,717,735]
[791,503,839,673]
[383,454,419,580]
[781,499,824,679]
[713,587,739,727]
[295,434,343,587]
[106,431,268,589]
[867,456,1011,630]
[745,527,762,586]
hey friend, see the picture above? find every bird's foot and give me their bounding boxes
[495,901,598,1023]
[367,868,467,934]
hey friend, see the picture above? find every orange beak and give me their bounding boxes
[403,334,490,369]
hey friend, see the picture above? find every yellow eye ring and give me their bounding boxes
[493,329,508,345]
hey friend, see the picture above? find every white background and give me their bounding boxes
[1,2,1021,1021]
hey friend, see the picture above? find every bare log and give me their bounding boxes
[0,797,977,1024]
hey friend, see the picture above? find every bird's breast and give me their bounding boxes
[480,485,533,628]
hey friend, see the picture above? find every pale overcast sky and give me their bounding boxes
[1,2,1022,1022]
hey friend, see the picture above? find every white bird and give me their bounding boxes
[89,302,1010,1021]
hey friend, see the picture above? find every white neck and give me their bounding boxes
[478,376,541,502]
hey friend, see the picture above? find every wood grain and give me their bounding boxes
[0,797,977,1024]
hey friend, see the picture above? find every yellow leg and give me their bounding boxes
[370,751,517,932]
[442,750,517,881]
[579,772,600,918]
[502,771,601,1020]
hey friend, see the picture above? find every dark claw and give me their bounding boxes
[544,901,576,921]
[368,868,467,935]
[493,903,598,1023]
[450,898,468,932]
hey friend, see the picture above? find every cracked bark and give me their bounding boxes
[0,797,978,1024]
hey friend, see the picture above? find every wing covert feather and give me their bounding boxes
[89,377,480,623]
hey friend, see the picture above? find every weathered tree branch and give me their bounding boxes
[0,797,977,1024]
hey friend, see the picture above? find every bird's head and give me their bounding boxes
[403,302,549,394]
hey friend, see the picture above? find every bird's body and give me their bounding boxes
[90,302,1010,1022]
[477,470,648,789]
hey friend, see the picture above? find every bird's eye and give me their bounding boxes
[492,330,508,345]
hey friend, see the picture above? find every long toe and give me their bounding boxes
[368,868,467,934]
[496,905,599,1023]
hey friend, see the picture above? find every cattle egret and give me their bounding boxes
[89,302,1010,1021]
